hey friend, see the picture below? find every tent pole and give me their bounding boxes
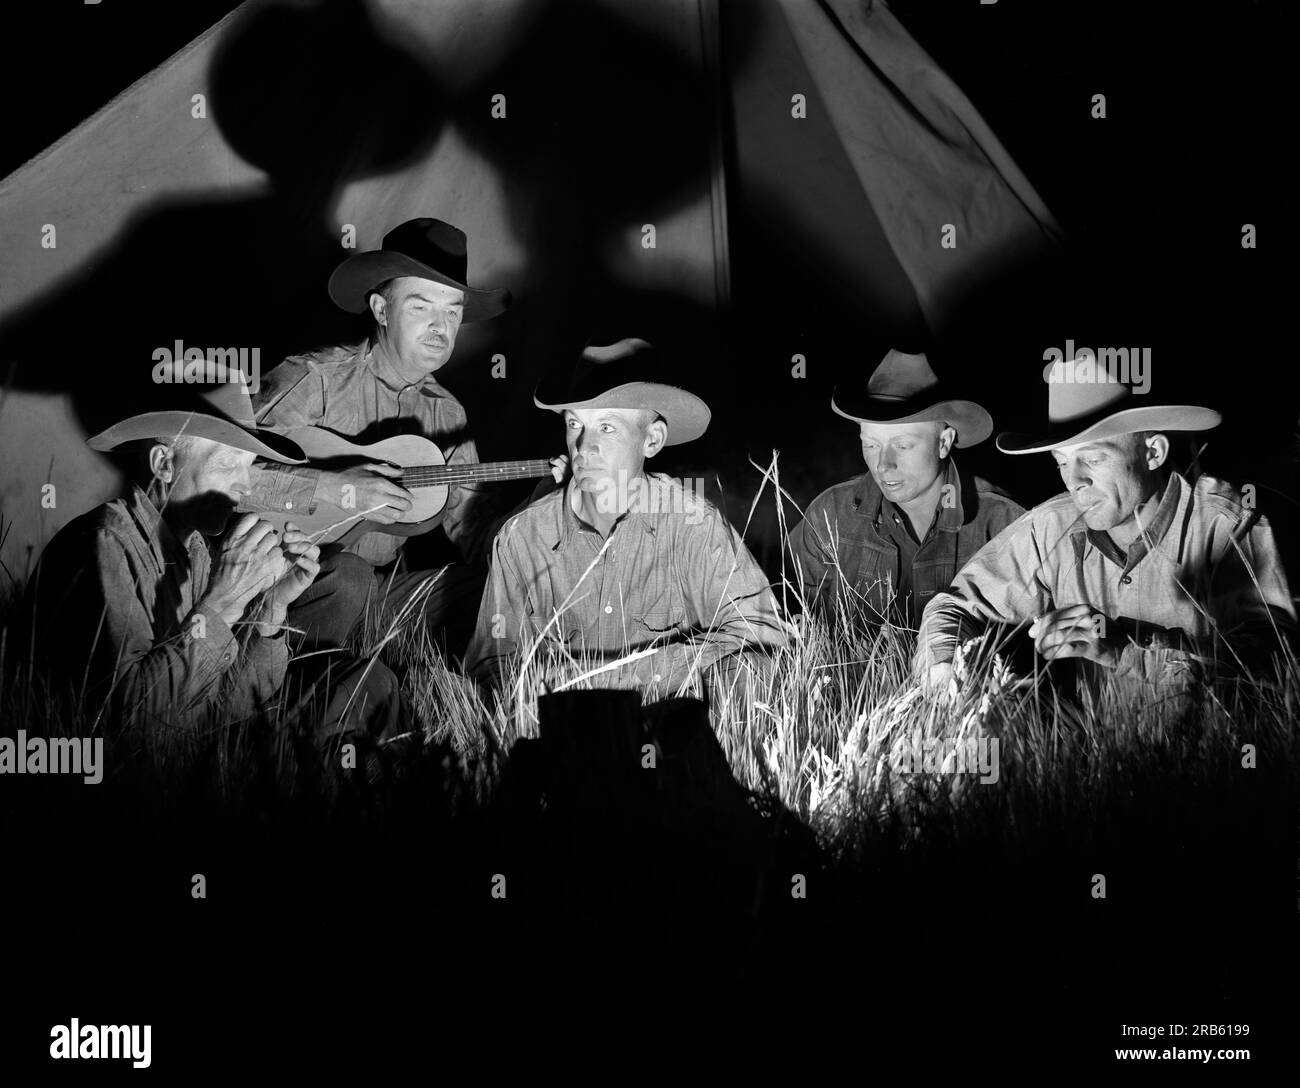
[697,0,732,312]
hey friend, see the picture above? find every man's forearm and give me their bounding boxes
[916,595,980,673]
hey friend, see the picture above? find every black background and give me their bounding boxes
[0,0,1296,1072]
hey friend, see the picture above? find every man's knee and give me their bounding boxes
[323,551,377,615]
[289,550,376,646]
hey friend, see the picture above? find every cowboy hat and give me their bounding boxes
[996,356,1221,454]
[86,378,305,464]
[533,338,711,446]
[327,218,510,322]
[831,349,993,447]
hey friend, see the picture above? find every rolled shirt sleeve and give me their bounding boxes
[465,523,533,684]
[915,475,1298,681]
[86,533,254,727]
[914,509,1053,676]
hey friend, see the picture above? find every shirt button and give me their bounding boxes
[1121,575,1132,585]
[604,604,613,614]
[284,501,293,509]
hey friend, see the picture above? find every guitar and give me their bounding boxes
[244,426,553,546]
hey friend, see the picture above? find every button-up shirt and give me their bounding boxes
[246,339,495,567]
[466,473,789,687]
[916,471,1297,681]
[20,486,288,730]
[787,459,1025,627]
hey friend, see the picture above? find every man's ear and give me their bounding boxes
[1144,433,1170,471]
[368,290,388,329]
[148,443,175,484]
[643,418,669,459]
[937,424,957,459]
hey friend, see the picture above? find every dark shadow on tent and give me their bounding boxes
[0,0,451,438]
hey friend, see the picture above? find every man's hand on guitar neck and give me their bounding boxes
[321,462,415,524]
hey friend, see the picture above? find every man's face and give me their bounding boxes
[858,420,952,506]
[373,275,465,375]
[564,408,659,502]
[1052,434,1157,531]
[158,437,256,536]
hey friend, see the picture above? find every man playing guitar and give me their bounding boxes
[245,217,560,658]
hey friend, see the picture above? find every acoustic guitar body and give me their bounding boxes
[243,427,552,547]
[247,429,451,546]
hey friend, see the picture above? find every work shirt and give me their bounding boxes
[246,339,495,568]
[466,473,789,687]
[19,486,288,731]
[787,459,1024,627]
[915,472,1297,682]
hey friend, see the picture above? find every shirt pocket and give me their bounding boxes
[630,582,689,639]
[837,536,896,596]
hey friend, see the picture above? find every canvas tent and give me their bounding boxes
[0,0,1059,583]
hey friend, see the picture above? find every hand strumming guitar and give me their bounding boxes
[320,462,414,524]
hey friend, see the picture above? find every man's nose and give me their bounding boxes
[1064,462,1089,490]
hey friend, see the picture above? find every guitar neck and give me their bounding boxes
[400,460,553,489]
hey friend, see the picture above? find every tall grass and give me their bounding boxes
[4,455,1299,860]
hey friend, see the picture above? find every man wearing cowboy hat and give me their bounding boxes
[19,379,401,744]
[787,349,1024,628]
[916,351,1296,692]
[245,217,557,653]
[466,339,788,691]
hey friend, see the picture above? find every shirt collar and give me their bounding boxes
[855,458,964,534]
[126,485,204,567]
[555,476,659,550]
[1078,471,1184,573]
[362,337,451,398]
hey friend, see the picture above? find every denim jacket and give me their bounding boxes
[787,458,1025,627]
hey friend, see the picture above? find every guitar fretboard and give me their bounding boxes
[400,460,553,488]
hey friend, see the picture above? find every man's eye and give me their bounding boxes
[600,424,615,433]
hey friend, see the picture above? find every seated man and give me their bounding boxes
[19,381,400,747]
[466,339,788,693]
[916,353,1296,694]
[788,349,1023,627]
[245,217,549,658]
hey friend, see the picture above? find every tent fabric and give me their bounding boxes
[0,0,1058,584]
[774,0,1062,329]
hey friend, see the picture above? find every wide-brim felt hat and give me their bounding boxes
[327,217,510,322]
[996,357,1221,454]
[86,378,305,464]
[831,349,993,447]
[533,338,711,446]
